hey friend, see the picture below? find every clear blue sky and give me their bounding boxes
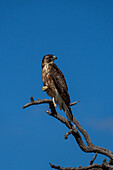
[0,0,113,169]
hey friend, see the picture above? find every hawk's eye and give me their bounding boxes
[44,55,53,63]
[49,58,52,62]
[48,56,53,61]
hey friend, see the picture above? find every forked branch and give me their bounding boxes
[49,162,113,170]
[23,97,113,169]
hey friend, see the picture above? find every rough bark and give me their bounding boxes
[23,97,113,170]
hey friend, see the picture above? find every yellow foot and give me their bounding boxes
[42,86,48,91]
[53,97,56,107]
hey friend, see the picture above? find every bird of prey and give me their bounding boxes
[41,54,73,122]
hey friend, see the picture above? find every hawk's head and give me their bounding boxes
[42,54,57,67]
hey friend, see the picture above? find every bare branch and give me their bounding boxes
[70,101,80,106]
[23,97,113,169]
[46,110,72,129]
[30,96,34,102]
[64,129,73,139]
[49,162,113,170]
[23,97,53,109]
[89,153,97,165]
[102,158,106,163]
[102,161,113,169]
[49,162,61,169]
[23,97,79,109]
[49,162,104,170]
[72,114,113,159]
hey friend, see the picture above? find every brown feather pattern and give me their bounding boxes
[49,63,70,106]
[42,55,73,122]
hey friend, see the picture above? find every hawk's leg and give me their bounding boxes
[53,97,56,107]
[42,86,48,91]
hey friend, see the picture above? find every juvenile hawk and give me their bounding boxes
[41,54,73,122]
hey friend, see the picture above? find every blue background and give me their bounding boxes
[0,0,113,169]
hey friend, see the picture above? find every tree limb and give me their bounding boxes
[89,153,97,165]
[49,162,103,170]
[49,162,113,170]
[23,97,79,109]
[23,97,113,169]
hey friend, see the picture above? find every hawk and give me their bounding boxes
[41,54,73,122]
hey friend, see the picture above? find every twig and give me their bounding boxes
[49,163,61,169]
[70,101,80,106]
[89,153,97,165]
[64,129,73,139]
[30,96,34,102]
[103,158,106,163]
[49,162,104,170]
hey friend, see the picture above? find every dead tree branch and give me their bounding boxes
[49,162,103,170]
[89,153,97,165]
[49,162,113,170]
[23,97,79,109]
[49,161,113,170]
[23,97,113,169]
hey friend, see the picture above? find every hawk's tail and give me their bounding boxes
[63,103,73,122]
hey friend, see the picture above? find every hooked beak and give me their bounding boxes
[53,56,57,60]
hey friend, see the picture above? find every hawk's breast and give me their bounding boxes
[42,64,57,98]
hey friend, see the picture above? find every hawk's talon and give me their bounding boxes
[53,97,56,107]
[42,86,48,91]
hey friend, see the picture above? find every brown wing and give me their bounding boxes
[49,63,71,106]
